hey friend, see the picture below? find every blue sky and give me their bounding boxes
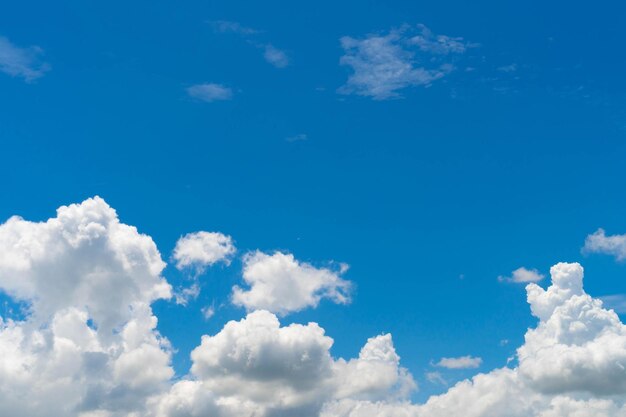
[2,1,626,415]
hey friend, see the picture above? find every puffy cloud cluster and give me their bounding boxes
[2,198,626,417]
[0,197,173,416]
[173,231,236,272]
[519,263,626,395]
[152,310,413,417]
[232,251,352,315]
[323,263,626,417]
[0,196,170,332]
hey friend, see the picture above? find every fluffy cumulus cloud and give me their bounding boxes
[322,263,626,417]
[0,197,173,416]
[3,198,626,417]
[152,310,414,417]
[339,24,474,100]
[172,231,235,305]
[498,266,545,283]
[173,231,236,271]
[0,35,49,81]
[583,228,626,261]
[232,251,352,315]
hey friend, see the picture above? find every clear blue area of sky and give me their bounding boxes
[2,0,626,401]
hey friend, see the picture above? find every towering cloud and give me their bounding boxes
[0,197,173,416]
[323,263,626,417]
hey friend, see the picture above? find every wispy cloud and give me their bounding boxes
[339,24,475,100]
[426,371,447,385]
[583,228,626,261]
[209,20,289,68]
[410,24,477,55]
[435,355,483,369]
[210,20,259,36]
[0,36,49,82]
[286,133,308,142]
[263,44,289,68]
[201,304,216,320]
[173,231,236,272]
[232,251,351,316]
[497,63,518,73]
[186,83,233,102]
[498,267,545,283]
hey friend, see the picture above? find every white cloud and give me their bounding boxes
[186,83,233,102]
[0,197,173,416]
[201,305,215,320]
[263,44,289,68]
[498,266,545,283]
[172,231,235,305]
[173,231,235,271]
[583,228,626,260]
[232,251,352,315]
[435,356,482,369]
[3,199,626,417]
[0,196,171,331]
[153,310,414,417]
[339,24,473,100]
[0,36,49,81]
[519,263,626,395]
[321,263,626,417]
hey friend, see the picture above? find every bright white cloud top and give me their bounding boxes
[1,198,626,416]
[0,197,172,416]
[173,231,236,271]
[232,250,352,315]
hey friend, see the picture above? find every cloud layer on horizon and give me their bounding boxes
[0,198,626,416]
